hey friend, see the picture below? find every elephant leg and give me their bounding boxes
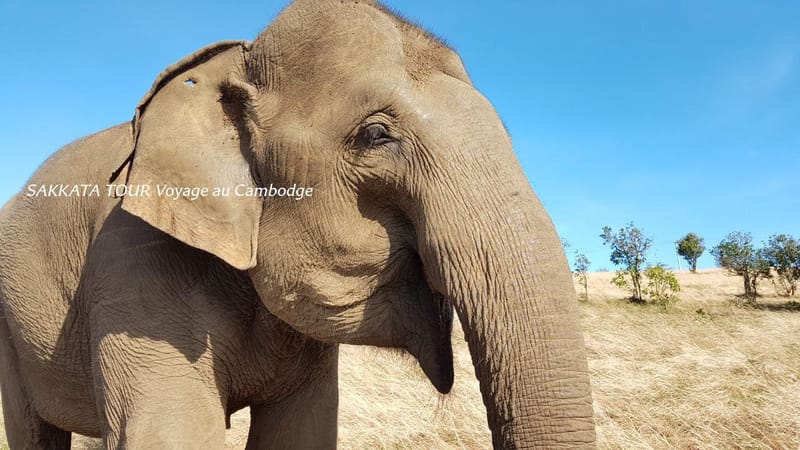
[93,335,226,449]
[0,313,71,450]
[245,346,339,450]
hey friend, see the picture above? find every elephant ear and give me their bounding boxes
[119,41,261,270]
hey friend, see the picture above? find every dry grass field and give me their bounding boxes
[2,269,799,449]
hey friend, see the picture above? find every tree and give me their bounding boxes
[711,232,771,300]
[762,234,800,297]
[676,232,705,273]
[573,251,590,301]
[643,264,681,308]
[601,223,652,301]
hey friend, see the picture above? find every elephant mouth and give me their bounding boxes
[380,250,454,393]
[422,291,455,393]
[401,283,455,394]
[254,247,455,393]
[344,251,455,393]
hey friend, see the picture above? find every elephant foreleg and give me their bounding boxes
[245,346,339,450]
[0,312,71,450]
[93,334,226,450]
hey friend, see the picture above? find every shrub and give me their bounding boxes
[676,232,705,273]
[643,264,681,308]
[762,234,800,297]
[573,252,590,301]
[711,232,770,301]
[601,223,652,301]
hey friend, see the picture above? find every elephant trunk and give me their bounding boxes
[408,86,596,446]
[417,179,596,448]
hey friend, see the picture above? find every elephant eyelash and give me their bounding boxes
[344,107,404,157]
[359,123,395,148]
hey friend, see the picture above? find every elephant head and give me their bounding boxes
[117,0,596,446]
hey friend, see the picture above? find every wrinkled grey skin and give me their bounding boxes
[0,0,596,448]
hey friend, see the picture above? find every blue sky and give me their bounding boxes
[1,1,798,271]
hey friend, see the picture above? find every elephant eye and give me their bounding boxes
[360,123,394,148]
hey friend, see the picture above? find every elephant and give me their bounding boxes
[0,0,596,448]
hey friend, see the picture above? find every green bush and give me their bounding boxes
[573,251,590,301]
[711,231,770,301]
[643,264,681,308]
[601,222,652,301]
[762,234,800,297]
[676,232,705,273]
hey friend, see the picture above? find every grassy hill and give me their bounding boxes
[3,269,798,449]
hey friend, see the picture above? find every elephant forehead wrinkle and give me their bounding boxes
[248,1,429,91]
[298,76,412,134]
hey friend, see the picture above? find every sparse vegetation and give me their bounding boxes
[762,233,800,297]
[2,270,798,449]
[711,232,771,301]
[601,223,653,301]
[574,251,590,301]
[579,270,800,449]
[676,232,705,273]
